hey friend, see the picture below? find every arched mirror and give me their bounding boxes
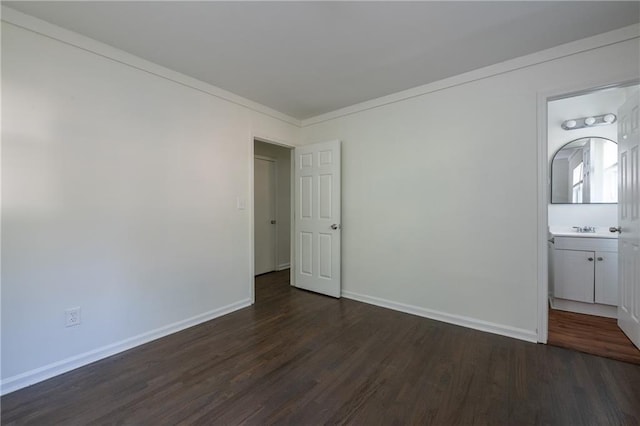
[551,137,617,204]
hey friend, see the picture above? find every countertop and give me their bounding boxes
[549,226,618,239]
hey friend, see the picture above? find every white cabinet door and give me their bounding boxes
[595,251,618,306]
[554,250,594,303]
[294,140,341,298]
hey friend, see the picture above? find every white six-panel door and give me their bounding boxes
[617,89,640,349]
[294,140,341,298]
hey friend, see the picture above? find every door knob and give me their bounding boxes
[609,226,621,233]
[330,224,341,230]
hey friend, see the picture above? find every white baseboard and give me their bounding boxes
[276,263,290,271]
[1,298,252,396]
[341,290,538,343]
[550,297,617,319]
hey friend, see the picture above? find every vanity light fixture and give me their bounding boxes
[562,113,617,130]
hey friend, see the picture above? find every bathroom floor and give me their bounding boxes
[548,308,640,365]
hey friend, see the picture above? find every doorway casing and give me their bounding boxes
[250,136,296,304]
[536,76,640,344]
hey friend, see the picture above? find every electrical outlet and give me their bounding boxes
[65,307,81,327]
[237,197,246,210]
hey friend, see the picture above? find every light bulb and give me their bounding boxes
[584,117,596,126]
[564,120,577,129]
[603,114,616,123]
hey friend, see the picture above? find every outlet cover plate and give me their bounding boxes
[65,307,81,327]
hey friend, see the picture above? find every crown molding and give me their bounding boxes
[3,6,638,130]
[1,6,302,128]
[301,23,640,127]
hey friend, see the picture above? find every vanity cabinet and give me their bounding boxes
[594,252,618,305]
[553,237,618,306]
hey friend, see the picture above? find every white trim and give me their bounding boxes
[250,135,295,301]
[342,290,538,343]
[249,139,256,304]
[254,155,276,162]
[0,298,251,396]
[254,136,297,149]
[302,24,640,127]
[537,90,550,344]
[536,78,639,345]
[289,148,296,288]
[272,157,280,278]
[0,6,301,127]
[550,298,617,319]
[276,263,291,271]
[3,6,638,130]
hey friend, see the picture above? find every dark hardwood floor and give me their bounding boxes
[548,307,640,365]
[3,270,640,425]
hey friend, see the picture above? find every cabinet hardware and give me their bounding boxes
[588,257,594,261]
[597,257,604,261]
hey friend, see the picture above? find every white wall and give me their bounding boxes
[254,141,291,269]
[3,7,638,394]
[301,36,639,338]
[1,21,300,390]
[547,87,631,228]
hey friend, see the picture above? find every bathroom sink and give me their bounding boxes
[549,227,618,239]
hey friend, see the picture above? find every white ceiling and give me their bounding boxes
[5,1,639,120]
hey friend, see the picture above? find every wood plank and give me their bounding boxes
[2,270,640,424]
[548,307,640,365]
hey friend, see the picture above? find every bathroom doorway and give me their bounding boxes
[544,83,640,364]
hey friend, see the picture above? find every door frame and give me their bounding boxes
[536,76,640,344]
[250,136,295,304]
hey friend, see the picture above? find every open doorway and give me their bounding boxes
[253,139,293,292]
[545,83,640,364]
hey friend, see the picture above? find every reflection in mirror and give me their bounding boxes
[551,137,617,204]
